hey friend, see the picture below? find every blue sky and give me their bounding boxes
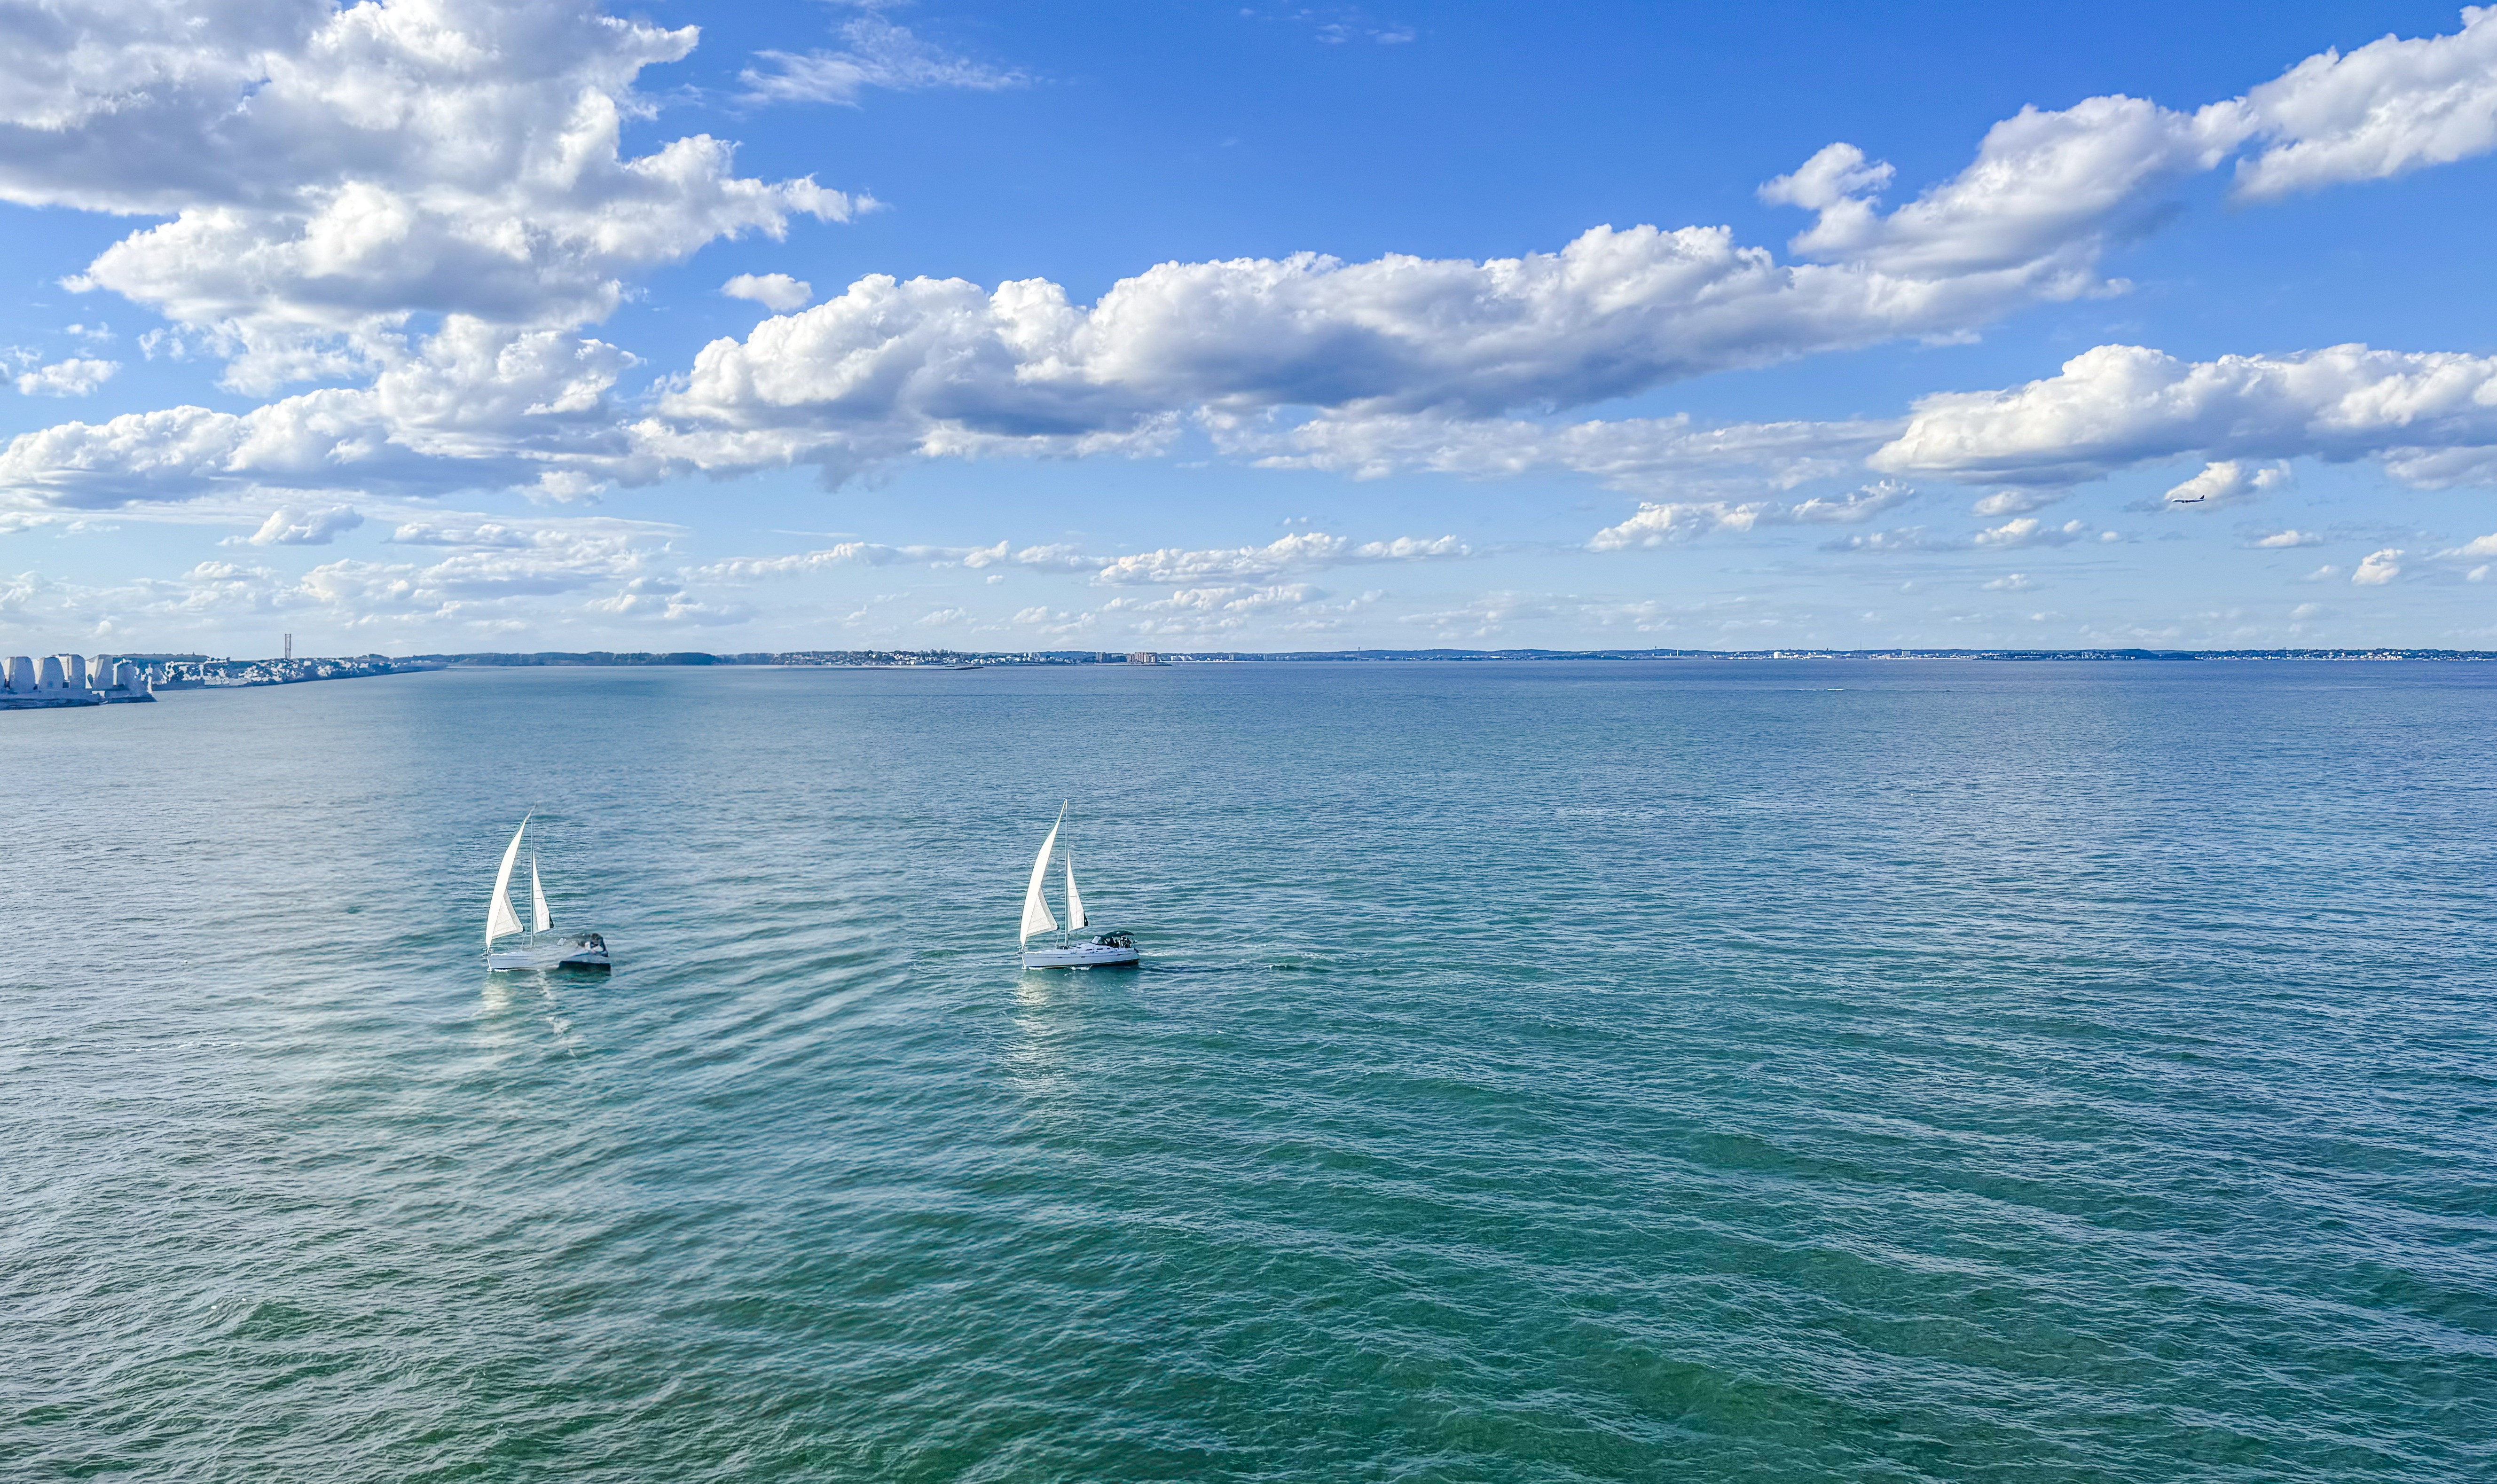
[3,0,2495,654]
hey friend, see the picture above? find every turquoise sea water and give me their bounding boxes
[4,660,2493,1482]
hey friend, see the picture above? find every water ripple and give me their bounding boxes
[4,661,2493,1480]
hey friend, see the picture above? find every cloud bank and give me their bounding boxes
[0,0,856,400]
[7,5,2497,516]
[689,529,1475,588]
[1872,343,2497,489]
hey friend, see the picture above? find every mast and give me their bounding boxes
[1054,810,1078,943]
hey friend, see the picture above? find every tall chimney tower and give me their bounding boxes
[284,633,293,661]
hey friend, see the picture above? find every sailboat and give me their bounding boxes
[1019,802,1140,969]
[484,815,611,970]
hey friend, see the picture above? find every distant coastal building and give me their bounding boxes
[0,653,155,710]
[1127,652,1163,665]
[149,653,435,689]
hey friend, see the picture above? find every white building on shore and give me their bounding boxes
[0,654,155,710]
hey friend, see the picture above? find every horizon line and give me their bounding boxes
[102,645,2497,666]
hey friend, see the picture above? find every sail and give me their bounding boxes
[1064,851,1088,931]
[1020,808,1063,943]
[486,817,528,945]
[530,852,551,933]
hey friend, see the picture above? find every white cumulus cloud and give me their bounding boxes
[1227,410,1893,496]
[2352,547,2404,584]
[246,503,363,545]
[1588,480,1914,549]
[2164,459,2292,505]
[1760,102,2239,280]
[1971,488,2063,516]
[0,319,638,509]
[722,273,814,312]
[2223,7,2497,200]
[1973,517,2091,549]
[1766,9,2497,271]
[1097,533,1354,586]
[1872,344,2497,488]
[1099,582,1366,638]
[15,357,118,396]
[2434,530,2497,558]
[1819,527,1961,554]
[580,576,751,626]
[1,0,857,397]
[635,231,2000,486]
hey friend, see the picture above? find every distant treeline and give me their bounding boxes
[1209,647,2497,662]
[424,650,993,667]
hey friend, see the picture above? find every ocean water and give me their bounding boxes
[3,660,2492,1483]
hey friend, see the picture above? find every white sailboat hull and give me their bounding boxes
[486,931,611,970]
[1021,941,1140,969]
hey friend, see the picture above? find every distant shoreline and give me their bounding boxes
[425,646,2497,665]
[157,645,2497,678]
[10,645,2479,707]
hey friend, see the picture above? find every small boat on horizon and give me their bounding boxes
[484,815,611,970]
[1019,802,1140,970]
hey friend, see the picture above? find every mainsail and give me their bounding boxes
[486,816,528,945]
[530,851,552,933]
[1063,851,1088,931]
[1020,807,1064,943]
